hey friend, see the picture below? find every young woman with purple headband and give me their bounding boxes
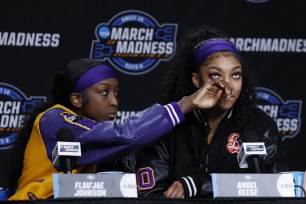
[8,58,229,200]
[136,26,288,198]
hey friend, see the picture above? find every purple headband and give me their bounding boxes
[74,65,116,92]
[192,39,238,70]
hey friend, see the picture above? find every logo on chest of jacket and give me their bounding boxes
[226,133,240,154]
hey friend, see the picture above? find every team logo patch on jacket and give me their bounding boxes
[60,112,99,130]
[226,133,240,153]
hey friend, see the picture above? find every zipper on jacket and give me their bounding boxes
[205,154,209,173]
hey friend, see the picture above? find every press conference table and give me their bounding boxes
[3,197,306,204]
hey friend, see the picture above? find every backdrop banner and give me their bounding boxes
[0,0,305,188]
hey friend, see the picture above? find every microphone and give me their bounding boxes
[237,131,267,173]
[52,127,81,174]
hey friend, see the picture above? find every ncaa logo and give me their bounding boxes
[0,83,46,149]
[90,10,178,75]
[255,87,302,141]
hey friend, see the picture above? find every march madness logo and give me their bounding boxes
[90,10,177,75]
[0,83,46,149]
[255,87,302,141]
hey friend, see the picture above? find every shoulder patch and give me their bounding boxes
[60,112,100,130]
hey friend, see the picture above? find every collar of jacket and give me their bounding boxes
[192,109,233,127]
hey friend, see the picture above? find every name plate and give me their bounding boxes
[212,173,295,198]
[52,173,137,198]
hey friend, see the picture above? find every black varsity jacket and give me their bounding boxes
[135,106,289,198]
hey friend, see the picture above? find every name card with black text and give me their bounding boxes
[52,173,137,198]
[212,173,295,198]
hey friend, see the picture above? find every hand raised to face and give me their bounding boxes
[189,79,232,110]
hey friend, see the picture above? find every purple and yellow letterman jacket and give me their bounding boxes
[10,102,184,200]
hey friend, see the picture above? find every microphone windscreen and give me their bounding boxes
[56,127,74,142]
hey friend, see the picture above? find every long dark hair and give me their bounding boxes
[10,58,103,189]
[160,25,256,134]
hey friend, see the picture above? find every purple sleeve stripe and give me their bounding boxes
[163,102,185,126]
[164,105,176,126]
[166,104,179,125]
[170,102,185,123]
